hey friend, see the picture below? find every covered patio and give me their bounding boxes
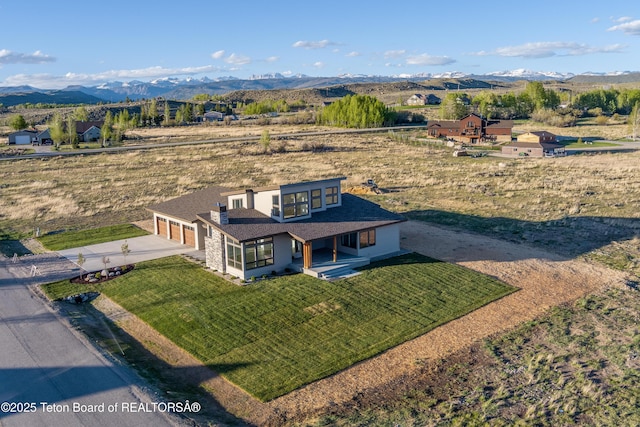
[289,247,370,280]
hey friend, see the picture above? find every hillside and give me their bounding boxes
[0,90,105,107]
[218,78,509,106]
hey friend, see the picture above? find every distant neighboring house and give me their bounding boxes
[427,113,513,144]
[7,128,54,145]
[34,128,53,145]
[406,94,441,106]
[147,177,406,281]
[202,111,225,122]
[516,131,557,144]
[75,121,103,142]
[7,129,37,145]
[501,131,565,157]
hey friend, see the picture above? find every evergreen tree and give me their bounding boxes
[9,114,28,130]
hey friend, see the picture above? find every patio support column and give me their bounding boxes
[333,236,337,262]
[303,242,312,269]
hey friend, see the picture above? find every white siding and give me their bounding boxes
[358,223,401,258]
[254,189,280,217]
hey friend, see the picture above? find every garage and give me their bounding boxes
[15,135,32,145]
[183,225,195,247]
[169,220,180,242]
[157,217,167,237]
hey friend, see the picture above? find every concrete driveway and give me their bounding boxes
[57,235,199,273]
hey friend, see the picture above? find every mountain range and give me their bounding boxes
[1,70,639,107]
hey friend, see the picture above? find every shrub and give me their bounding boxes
[531,109,577,127]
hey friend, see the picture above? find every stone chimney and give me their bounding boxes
[245,189,255,209]
[211,202,228,225]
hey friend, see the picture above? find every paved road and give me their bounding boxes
[0,255,183,427]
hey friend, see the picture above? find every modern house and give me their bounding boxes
[501,131,566,157]
[147,177,406,280]
[427,113,513,144]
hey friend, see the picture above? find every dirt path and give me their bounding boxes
[91,220,629,426]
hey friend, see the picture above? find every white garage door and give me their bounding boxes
[15,135,31,145]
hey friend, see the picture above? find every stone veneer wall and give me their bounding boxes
[204,233,226,273]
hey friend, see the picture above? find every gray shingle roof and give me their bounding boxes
[150,186,406,242]
[198,193,405,242]
[146,186,231,222]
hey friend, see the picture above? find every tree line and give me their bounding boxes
[439,81,640,127]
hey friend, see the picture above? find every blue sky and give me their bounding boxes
[1,1,639,89]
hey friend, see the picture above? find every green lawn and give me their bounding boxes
[37,223,148,251]
[561,140,619,148]
[42,253,515,401]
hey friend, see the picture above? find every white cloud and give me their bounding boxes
[384,50,406,59]
[211,50,252,65]
[476,41,625,58]
[224,53,251,65]
[406,53,455,66]
[0,49,55,65]
[614,16,634,23]
[346,51,361,57]
[608,19,640,35]
[313,61,324,68]
[211,50,225,59]
[292,40,335,49]
[265,56,279,63]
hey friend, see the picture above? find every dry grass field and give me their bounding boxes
[2,120,640,424]
[1,121,639,265]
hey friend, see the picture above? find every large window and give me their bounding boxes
[341,232,358,249]
[326,186,339,205]
[244,237,274,270]
[226,238,242,269]
[283,191,309,219]
[311,189,322,209]
[359,229,376,248]
[341,230,376,249]
[272,195,280,216]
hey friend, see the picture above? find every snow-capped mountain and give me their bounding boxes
[1,70,639,106]
[485,69,575,80]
